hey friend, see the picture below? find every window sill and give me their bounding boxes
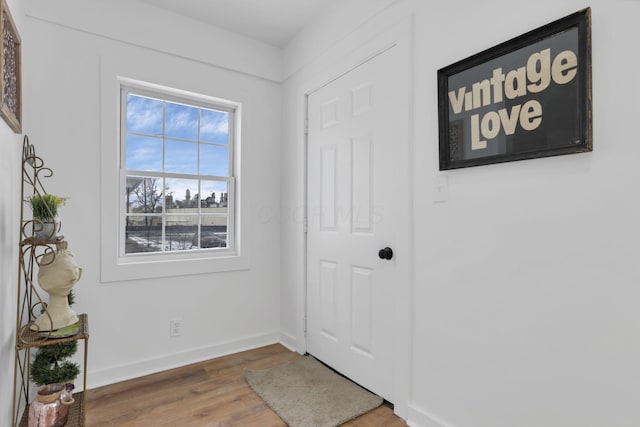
[101,250,249,283]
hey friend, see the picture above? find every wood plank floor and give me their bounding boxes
[86,344,407,426]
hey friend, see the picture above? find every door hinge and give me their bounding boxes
[304,118,309,135]
[303,217,308,234]
[303,316,307,333]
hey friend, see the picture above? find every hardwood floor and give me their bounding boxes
[86,344,407,426]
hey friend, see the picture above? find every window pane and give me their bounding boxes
[126,135,162,172]
[127,95,163,135]
[200,181,229,210]
[200,216,228,248]
[165,102,198,141]
[165,178,199,210]
[200,143,229,176]
[165,139,198,174]
[125,215,162,253]
[165,216,197,252]
[126,176,165,213]
[200,109,228,144]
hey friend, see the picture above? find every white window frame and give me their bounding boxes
[119,82,237,262]
[100,74,247,282]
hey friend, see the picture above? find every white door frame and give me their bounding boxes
[299,17,414,419]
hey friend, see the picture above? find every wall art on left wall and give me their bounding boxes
[0,0,21,133]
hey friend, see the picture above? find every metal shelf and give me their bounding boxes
[17,314,89,350]
[12,136,89,427]
[19,392,85,427]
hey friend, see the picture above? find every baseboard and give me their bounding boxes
[278,331,300,353]
[87,331,280,389]
[407,404,458,427]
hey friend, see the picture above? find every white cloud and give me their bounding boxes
[127,95,163,134]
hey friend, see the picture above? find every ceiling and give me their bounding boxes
[137,0,337,47]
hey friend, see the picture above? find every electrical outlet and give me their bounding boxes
[170,318,182,337]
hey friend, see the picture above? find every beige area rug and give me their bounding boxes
[245,356,383,427]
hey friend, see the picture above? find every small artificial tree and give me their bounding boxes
[30,290,80,387]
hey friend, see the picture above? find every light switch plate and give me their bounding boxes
[433,174,449,203]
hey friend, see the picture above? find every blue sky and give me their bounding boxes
[125,94,230,204]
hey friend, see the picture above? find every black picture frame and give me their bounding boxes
[438,8,592,170]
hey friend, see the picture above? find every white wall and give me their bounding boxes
[20,0,282,390]
[281,0,640,426]
[25,0,283,83]
[0,1,26,425]
[7,0,640,425]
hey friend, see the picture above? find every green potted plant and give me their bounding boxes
[30,341,80,388]
[29,194,66,241]
[30,290,80,389]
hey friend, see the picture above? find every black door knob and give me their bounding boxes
[378,247,393,260]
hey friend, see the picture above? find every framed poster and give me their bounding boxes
[438,8,591,170]
[0,0,21,134]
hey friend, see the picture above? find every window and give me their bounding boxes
[120,82,238,258]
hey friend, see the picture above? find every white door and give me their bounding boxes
[306,44,409,402]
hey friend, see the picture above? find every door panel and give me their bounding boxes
[306,44,407,401]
